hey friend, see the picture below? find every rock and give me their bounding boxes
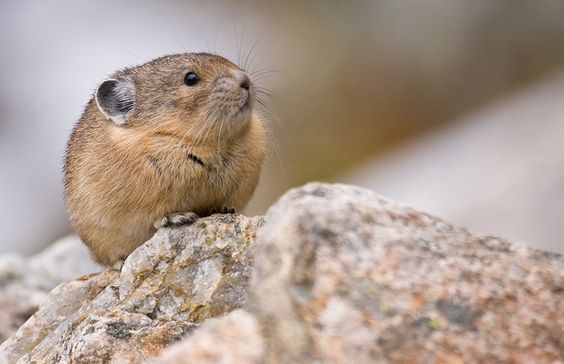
[2,184,562,363]
[157,183,563,363]
[345,72,564,254]
[154,310,263,364]
[0,214,261,363]
[0,235,102,342]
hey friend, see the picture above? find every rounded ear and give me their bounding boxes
[95,78,136,125]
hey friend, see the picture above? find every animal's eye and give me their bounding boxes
[184,72,200,86]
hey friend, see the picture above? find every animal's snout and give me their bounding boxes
[233,71,251,91]
[239,76,250,90]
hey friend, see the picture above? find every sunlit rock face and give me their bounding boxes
[1,183,562,363]
[160,184,564,364]
[0,215,261,363]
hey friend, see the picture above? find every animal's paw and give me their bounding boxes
[210,206,236,214]
[111,259,125,271]
[154,212,199,229]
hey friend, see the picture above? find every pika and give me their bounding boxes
[64,53,267,266]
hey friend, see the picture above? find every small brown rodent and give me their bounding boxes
[64,53,267,266]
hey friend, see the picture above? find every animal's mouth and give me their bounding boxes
[226,96,252,126]
[242,87,256,110]
[236,91,254,117]
[239,98,251,113]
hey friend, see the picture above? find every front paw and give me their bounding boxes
[111,259,125,271]
[154,212,199,229]
[210,206,235,214]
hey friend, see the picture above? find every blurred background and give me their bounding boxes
[1,0,563,255]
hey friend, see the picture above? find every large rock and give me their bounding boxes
[0,214,261,363]
[158,183,563,363]
[0,235,101,342]
[1,183,562,363]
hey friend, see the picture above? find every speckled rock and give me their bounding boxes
[3,184,563,363]
[0,235,102,342]
[0,214,261,364]
[154,310,263,364]
[157,183,564,363]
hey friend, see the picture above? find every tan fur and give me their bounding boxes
[64,53,267,265]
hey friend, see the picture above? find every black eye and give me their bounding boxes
[184,72,200,86]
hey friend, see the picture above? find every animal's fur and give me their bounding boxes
[64,53,267,265]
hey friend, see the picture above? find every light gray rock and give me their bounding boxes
[154,310,263,364]
[158,183,563,363]
[3,184,563,363]
[0,214,261,364]
[0,235,101,342]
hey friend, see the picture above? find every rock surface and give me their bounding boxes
[0,235,101,342]
[0,214,261,363]
[158,183,564,363]
[1,183,563,363]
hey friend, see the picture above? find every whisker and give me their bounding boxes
[183,122,200,142]
[251,71,283,85]
[173,33,188,53]
[119,42,147,62]
[185,11,211,53]
[256,89,292,120]
[243,29,267,72]
[254,103,291,179]
[255,87,288,101]
[251,69,283,78]
[233,19,242,67]
[256,90,295,158]
[201,108,220,148]
[253,74,280,84]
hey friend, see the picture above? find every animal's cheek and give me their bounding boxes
[167,99,178,109]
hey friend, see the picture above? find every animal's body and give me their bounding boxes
[64,53,266,265]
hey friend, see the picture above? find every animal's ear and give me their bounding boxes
[95,78,136,125]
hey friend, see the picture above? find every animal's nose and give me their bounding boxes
[240,77,250,90]
[234,71,251,90]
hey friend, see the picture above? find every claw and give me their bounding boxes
[210,206,235,215]
[154,212,199,229]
